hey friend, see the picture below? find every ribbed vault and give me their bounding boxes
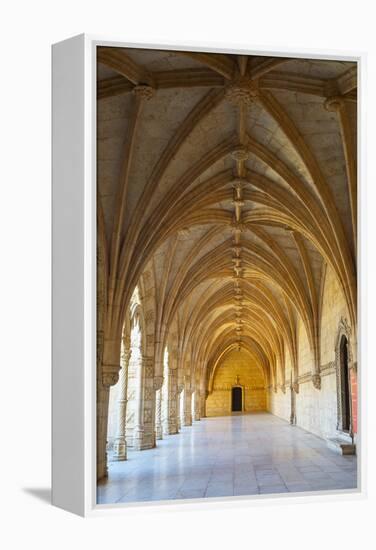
[96,48,357,478]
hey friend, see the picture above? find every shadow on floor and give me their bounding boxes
[23,488,51,504]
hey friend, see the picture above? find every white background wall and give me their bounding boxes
[1,1,375,549]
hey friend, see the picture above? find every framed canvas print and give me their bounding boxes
[52,34,363,517]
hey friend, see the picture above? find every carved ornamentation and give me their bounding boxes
[324,96,344,112]
[102,363,121,387]
[133,84,154,100]
[153,376,164,391]
[225,76,259,106]
[178,227,191,238]
[232,178,247,191]
[312,373,321,390]
[334,318,354,432]
[292,381,299,394]
[231,220,247,233]
[144,388,153,400]
[231,146,249,162]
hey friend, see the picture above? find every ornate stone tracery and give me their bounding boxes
[334,318,354,433]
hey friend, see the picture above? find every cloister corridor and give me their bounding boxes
[96,48,358,505]
[97,413,357,505]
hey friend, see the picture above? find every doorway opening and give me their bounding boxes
[231,386,242,412]
[339,335,351,432]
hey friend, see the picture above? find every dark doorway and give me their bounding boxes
[339,335,351,432]
[231,387,242,412]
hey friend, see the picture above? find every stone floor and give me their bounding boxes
[97,413,357,505]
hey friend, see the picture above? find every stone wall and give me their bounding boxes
[269,264,356,440]
[206,349,267,416]
[295,372,337,438]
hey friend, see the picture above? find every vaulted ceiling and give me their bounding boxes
[97,47,357,390]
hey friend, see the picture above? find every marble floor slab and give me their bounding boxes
[97,413,357,505]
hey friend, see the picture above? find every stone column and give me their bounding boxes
[112,342,131,461]
[132,356,155,450]
[97,336,122,480]
[97,382,110,480]
[131,352,145,449]
[183,386,192,426]
[163,367,179,435]
[193,391,201,421]
[200,390,207,418]
[154,376,164,440]
[126,339,141,448]
[177,385,184,429]
[155,389,163,440]
[290,373,298,426]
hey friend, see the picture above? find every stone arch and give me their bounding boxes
[334,317,353,434]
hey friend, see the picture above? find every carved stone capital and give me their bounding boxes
[153,376,164,391]
[102,363,121,387]
[312,373,321,390]
[133,84,154,100]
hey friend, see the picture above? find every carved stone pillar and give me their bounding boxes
[126,344,141,448]
[131,351,145,449]
[177,384,184,429]
[97,382,110,480]
[155,389,163,440]
[183,387,192,426]
[132,356,154,450]
[154,376,164,440]
[163,366,179,435]
[97,336,121,480]
[112,342,131,461]
[200,390,207,418]
[289,374,297,426]
[193,391,201,421]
